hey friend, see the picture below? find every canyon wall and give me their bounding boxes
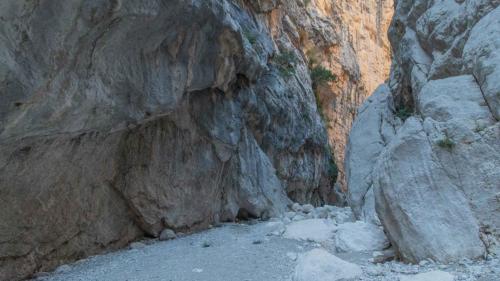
[0,1,337,280]
[0,1,394,279]
[278,0,393,189]
[346,0,500,263]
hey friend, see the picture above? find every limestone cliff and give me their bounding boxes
[346,0,500,263]
[0,1,394,280]
[276,0,393,189]
[0,1,335,280]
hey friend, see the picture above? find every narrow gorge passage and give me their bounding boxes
[32,205,500,281]
[1,0,500,281]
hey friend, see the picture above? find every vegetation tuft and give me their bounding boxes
[310,65,337,91]
[243,31,257,45]
[395,106,412,121]
[325,145,338,182]
[273,51,298,77]
[436,135,456,151]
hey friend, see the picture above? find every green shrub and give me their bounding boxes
[310,66,337,90]
[395,107,412,121]
[325,145,338,182]
[243,31,257,45]
[436,136,455,151]
[273,51,297,77]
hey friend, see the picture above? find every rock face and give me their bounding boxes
[346,0,500,263]
[283,0,394,189]
[0,1,343,280]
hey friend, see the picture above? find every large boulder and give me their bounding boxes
[373,118,486,263]
[346,0,500,263]
[335,221,389,252]
[293,249,362,281]
[345,85,399,224]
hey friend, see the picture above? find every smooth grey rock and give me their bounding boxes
[347,0,500,264]
[345,84,398,223]
[335,221,389,253]
[418,75,493,126]
[373,118,486,263]
[293,249,362,281]
[159,229,177,241]
[463,6,500,120]
[129,242,146,250]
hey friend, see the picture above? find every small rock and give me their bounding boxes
[192,268,203,273]
[335,221,389,252]
[293,214,305,221]
[365,267,384,276]
[159,229,177,241]
[419,260,429,266]
[302,204,314,214]
[293,249,362,281]
[372,248,396,264]
[55,265,72,274]
[292,203,303,212]
[129,242,146,249]
[284,219,337,242]
[399,270,455,281]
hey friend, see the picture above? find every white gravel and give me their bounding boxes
[32,206,500,281]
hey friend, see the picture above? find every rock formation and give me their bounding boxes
[346,0,500,263]
[279,0,393,189]
[0,1,343,279]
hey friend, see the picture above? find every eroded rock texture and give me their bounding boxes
[346,0,500,263]
[0,1,342,280]
[278,0,393,189]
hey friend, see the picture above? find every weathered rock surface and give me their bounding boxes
[293,249,362,281]
[335,221,389,252]
[346,0,500,263]
[0,1,342,280]
[285,0,394,189]
[283,219,337,243]
[344,85,399,223]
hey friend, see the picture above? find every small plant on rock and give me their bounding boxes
[310,65,337,91]
[325,145,338,182]
[395,106,412,121]
[243,31,257,45]
[273,50,298,77]
[436,135,456,151]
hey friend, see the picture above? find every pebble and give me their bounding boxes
[159,229,177,241]
[129,242,146,250]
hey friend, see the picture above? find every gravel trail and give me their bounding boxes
[33,206,500,281]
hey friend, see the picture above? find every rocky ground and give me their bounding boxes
[32,205,500,281]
